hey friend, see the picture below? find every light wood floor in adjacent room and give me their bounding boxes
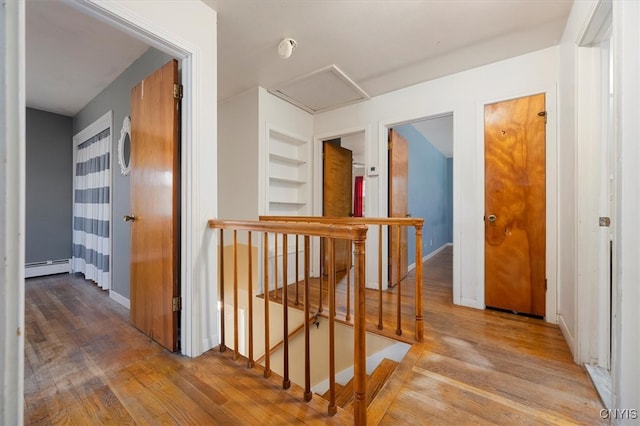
[24,247,605,425]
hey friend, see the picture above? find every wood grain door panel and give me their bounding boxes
[130,60,180,351]
[388,129,408,287]
[323,142,352,272]
[484,93,546,316]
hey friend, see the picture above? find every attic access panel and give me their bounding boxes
[269,65,370,114]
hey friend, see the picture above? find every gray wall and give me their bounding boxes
[25,108,73,263]
[73,47,174,299]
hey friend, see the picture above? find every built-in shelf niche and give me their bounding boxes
[266,126,310,287]
[267,127,310,216]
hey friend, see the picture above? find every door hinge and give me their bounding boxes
[599,217,611,227]
[545,278,548,291]
[172,296,182,312]
[388,142,392,150]
[173,84,183,100]
[538,111,547,124]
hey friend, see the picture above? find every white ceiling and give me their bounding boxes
[209,0,572,101]
[26,0,573,119]
[25,0,149,116]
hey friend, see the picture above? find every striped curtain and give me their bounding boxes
[72,128,111,289]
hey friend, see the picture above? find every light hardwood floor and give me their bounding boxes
[24,247,605,425]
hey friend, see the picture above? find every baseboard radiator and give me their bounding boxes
[25,259,71,278]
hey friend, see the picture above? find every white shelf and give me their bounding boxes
[269,152,306,165]
[269,200,306,206]
[269,176,306,184]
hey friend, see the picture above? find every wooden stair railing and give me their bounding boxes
[208,219,369,425]
[259,216,425,342]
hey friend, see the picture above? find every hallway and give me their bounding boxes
[24,247,604,424]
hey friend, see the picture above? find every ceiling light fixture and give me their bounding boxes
[278,38,297,59]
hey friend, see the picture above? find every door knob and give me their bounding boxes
[487,214,497,223]
[124,215,136,222]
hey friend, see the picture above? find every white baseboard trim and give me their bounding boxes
[459,297,478,309]
[367,280,385,290]
[408,243,451,271]
[558,314,576,359]
[25,259,70,278]
[109,290,130,309]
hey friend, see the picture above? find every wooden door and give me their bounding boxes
[129,60,180,351]
[484,93,546,316]
[323,142,352,272]
[388,129,409,287]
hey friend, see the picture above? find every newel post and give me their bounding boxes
[353,234,367,425]
[414,222,424,342]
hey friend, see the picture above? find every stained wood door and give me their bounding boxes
[484,93,546,316]
[129,60,180,351]
[323,142,352,272]
[388,129,408,287]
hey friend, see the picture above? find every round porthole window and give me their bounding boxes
[118,116,131,176]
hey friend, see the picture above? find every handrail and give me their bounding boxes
[209,219,368,240]
[208,219,368,425]
[259,215,424,342]
[259,215,424,227]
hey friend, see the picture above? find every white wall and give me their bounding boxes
[612,0,640,419]
[341,132,366,165]
[219,88,259,220]
[314,47,559,315]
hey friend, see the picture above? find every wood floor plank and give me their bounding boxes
[380,386,497,426]
[105,367,169,424]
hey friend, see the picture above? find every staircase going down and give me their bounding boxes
[320,358,399,412]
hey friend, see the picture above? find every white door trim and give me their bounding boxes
[574,0,614,368]
[1,1,26,424]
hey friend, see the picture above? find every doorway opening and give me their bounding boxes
[388,113,454,291]
[320,131,366,276]
[25,1,190,354]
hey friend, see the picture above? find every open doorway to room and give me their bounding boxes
[388,114,454,291]
[24,0,190,360]
[320,131,366,276]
